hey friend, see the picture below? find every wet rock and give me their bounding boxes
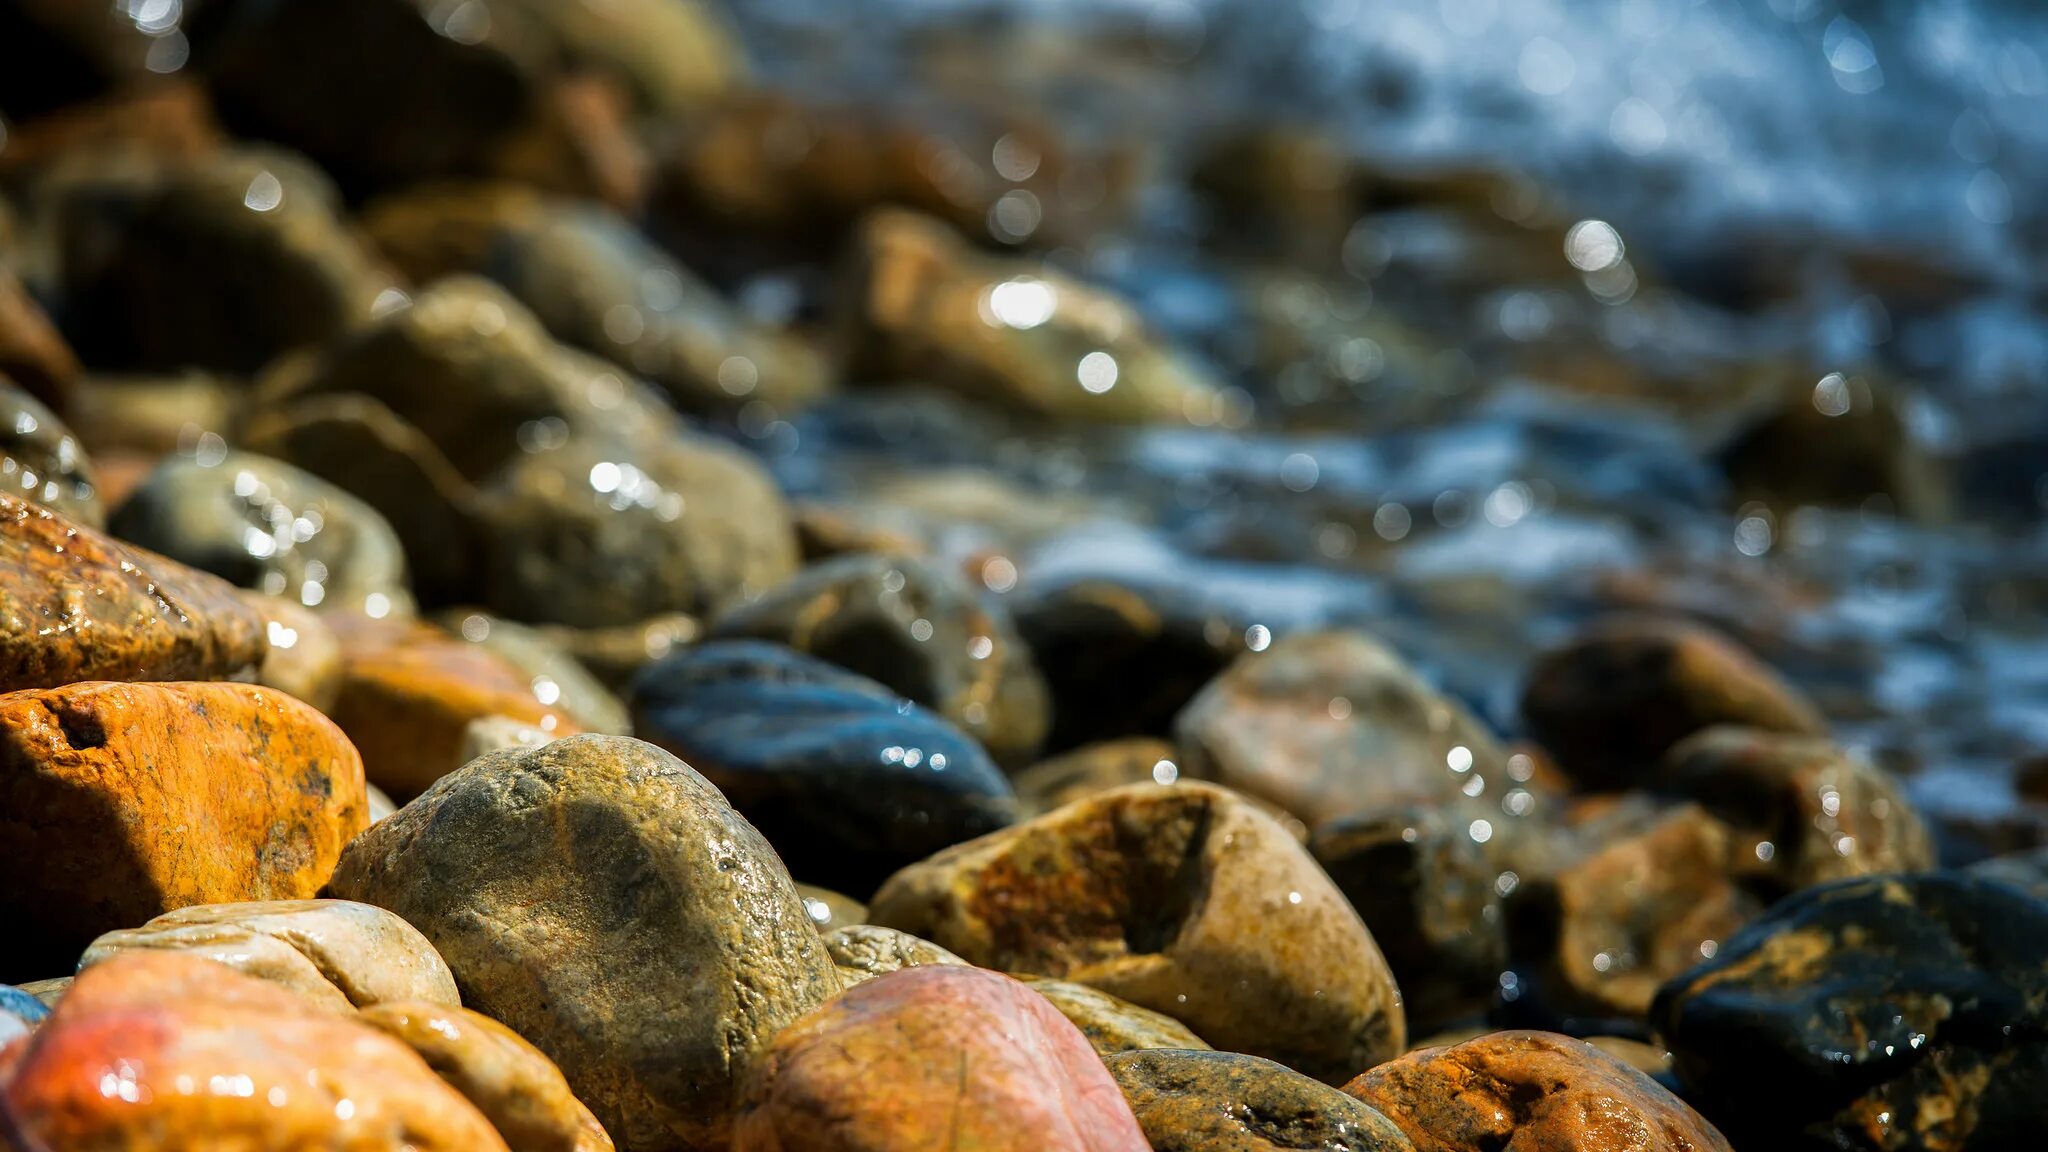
[1718,368,1949,523]
[0,79,221,179]
[436,609,632,736]
[0,375,100,526]
[246,593,344,711]
[326,733,841,1151]
[0,494,270,690]
[0,679,367,981]
[16,979,67,1009]
[1310,805,1507,1033]
[1109,1047,1414,1152]
[793,499,931,563]
[65,372,235,456]
[363,184,830,416]
[708,553,1050,765]
[325,614,583,799]
[0,984,48,1047]
[1342,1030,1732,1152]
[0,952,509,1151]
[109,449,415,618]
[796,885,866,932]
[823,925,969,987]
[1967,846,2048,900]
[78,899,459,1013]
[459,714,557,762]
[1658,726,1934,891]
[534,613,699,691]
[1014,572,1253,752]
[1519,615,1826,791]
[733,965,1149,1152]
[842,209,1224,424]
[0,266,79,407]
[1653,874,2048,1152]
[1176,630,1516,827]
[1023,979,1212,1057]
[628,640,1018,895]
[1015,737,1183,816]
[869,781,1406,1083]
[55,150,398,374]
[360,1000,616,1152]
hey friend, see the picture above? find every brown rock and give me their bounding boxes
[0,376,102,527]
[0,79,220,179]
[0,494,270,690]
[325,614,583,798]
[1718,367,1949,523]
[1519,615,1825,790]
[1341,1030,1732,1152]
[65,372,236,456]
[532,613,700,691]
[795,884,866,932]
[823,924,968,987]
[1109,1047,1415,1152]
[245,593,344,711]
[1014,738,1182,816]
[486,75,650,212]
[0,952,509,1151]
[0,268,78,408]
[733,965,1149,1152]
[0,680,366,980]
[1022,978,1212,1058]
[868,781,1406,1083]
[434,609,630,736]
[360,1001,615,1152]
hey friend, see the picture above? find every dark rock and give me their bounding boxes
[1108,1048,1414,1152]
[1966,847,2048,901]
[0,266,79,407]
[1653,874,2048,1152]
[1717,367,1949,523]
[0,376,100,527]
[628,640,1018,896]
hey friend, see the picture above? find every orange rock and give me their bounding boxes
[0,680,367,981]
[359,1001,615,1152]
[0,494,269,691]
[0,952,509,1151]
[1341,1030,1732,1152]
[0,271,79,409]
[324,614,582,798]
[734,966,1149,1152]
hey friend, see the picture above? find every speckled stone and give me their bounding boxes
[1342,1031,1731,1152]
[869,781,1406,1084]
[1022,979,1212,1057]
[0,680,367,981]
[326,733,841,1152]
[78,900,459,1013]
[1109,1048,1414,1152]
[360,1000,616,1152]
[1653,874,2048,1152]
[0,377,100,527]
[0,494,270,691]
[733,966,1150,1152]
[0,952,509,1150]
[823,924,968,987]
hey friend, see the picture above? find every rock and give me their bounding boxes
[1653,874,2048,1152]
[77,899,459,1013]
[1014,572,1253,752]
[629,641,1019,895]
[1341,1030,1732,1152]
[793,499,930,563]
[733,965,1149,1152]
[0,952,509,1151]
[366,783,399,823]
[247,593,344,711]
[54,150,399,374]
[0,377,99,526]
[0,680,368,981]
[65,372,236,456]
[362,184,829,417]
[360,1000,616,1152]
[0,984,48,1047]
[325,733,841,1151]
[15,979,67,1009]
[481,0,741,118]
[1014,738,1183,816]
[823,925,969,987]
[1176,630,1518,828]
[0,494,270,690]
[869,781,1406,1083]
[0,79,221,179]
[796,885,866,932]
[1023,979,1212,1057]
[0,266,79,407]
[533,613,699,690]
[842,209,1224,424]
[460,715,558,762]
[434,610,630,735]
[1967,846,2048,900]
[1718,368,1949,523]
[1519,615,1826,791]
[1310,805,1507,1033]
[707,553,1050,765]
[108,449,416,618]
[1657,726,1934,892]
[324,614,584,799]
[1109,1047,1414,1152]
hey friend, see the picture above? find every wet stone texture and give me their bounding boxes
[1652,873,2048,1152]
[1022,978,1213,1058]
[1342,1030,1733,1152]
[0,377,100,528]
[629,640,1018,896]
[822,924,968,987]
[733,966,1151,1152]
[0,494,270,691]
[325,733,841,1152]
[0,952,510,1151]
[868,781,1407,1084]
[0,679,367,982]
[1108,1047,1416,1152]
